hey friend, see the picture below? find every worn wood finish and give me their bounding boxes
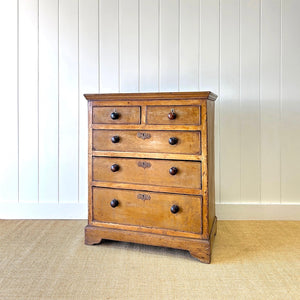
[92,157,202,189]
[146,105,201,125]
[92,106,141,124]
[93,187,202,234]
[85,91,218,101]
[85,91,217,263]
[92,130,201,155]
[85,217,217,264]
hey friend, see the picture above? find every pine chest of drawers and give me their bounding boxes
[84,91,217,263]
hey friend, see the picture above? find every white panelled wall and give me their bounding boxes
[0,0,299,219]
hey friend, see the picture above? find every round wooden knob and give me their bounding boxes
[170,205,179,214]
[168,111,176,120]
[110,199,119,208]
[111,136,120,143]
[169,137,178,145]
[111,164,120,172]
[169,167,178,175]
[110,111,120,120]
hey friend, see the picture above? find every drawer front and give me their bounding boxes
[92,130,201,155]
[92,157,201,189]
[93,187,202,234]
[146,105,201,125]
[92,106,141,124]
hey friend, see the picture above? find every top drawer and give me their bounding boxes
[93,106,141,124]
[146,105,201,125]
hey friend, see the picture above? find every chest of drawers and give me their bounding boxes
[84,91,217,263]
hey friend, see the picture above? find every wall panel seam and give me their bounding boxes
[218,0,222,204]
[239,0,241,203]
[37,0,40,204]
[279,0,282,204]
[259,0,262,204]
[57,0,60,203]
[17,0,20,204]
[77,0,80,203]
[178,0,180,91]
[118,0,120,92]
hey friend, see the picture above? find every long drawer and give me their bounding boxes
[92,130,201,155]
[92,187,202,234]
[92,157,202,189]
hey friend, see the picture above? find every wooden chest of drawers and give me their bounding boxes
[84,91,217,263]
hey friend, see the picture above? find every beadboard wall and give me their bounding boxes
[0,0,299,219]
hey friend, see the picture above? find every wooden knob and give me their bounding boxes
[111,164,120,172]
[169,167,178,175]
[110,199,119,208]
[110,111,120,120]
[170,205,179,214]
[169,137,178,145]
[111,136,120,143]
[168,110,176,120]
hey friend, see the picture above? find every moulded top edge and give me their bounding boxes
[84,91,218,102]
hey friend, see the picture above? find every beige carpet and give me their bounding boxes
[0,220,299,299]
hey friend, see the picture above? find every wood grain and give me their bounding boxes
[146,105,201,125]
[92,106,141,124]
[92,157,202,189]
[85,91,217,263]
[92,187,202,234]
[92,130,201,155]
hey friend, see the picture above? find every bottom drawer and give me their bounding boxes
[92,187,202,234]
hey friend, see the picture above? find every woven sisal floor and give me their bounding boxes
[0,220,299,299]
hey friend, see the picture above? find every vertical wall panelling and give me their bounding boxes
[199,0,220,203]
[119,0,139,92]
[18,0,39,203]
[260,0,281,203]
[78,0,99,203]
[139,0,159,91]
[39,0,59,203]
[240,0,260,203]
[99,0,119,92]
[159,0,179,91]
[1,0,300,218]
[219,0,241,203]
[281,0,300,203]
[0,0,18,203]
[179,0,199,91]
[59,0,79,203]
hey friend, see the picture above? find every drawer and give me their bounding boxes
[92,106,141,124]
[146,105,201,125]
[93,187,202,234]
[92,130,201,155]
[92,157,201,189]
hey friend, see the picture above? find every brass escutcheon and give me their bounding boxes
[137,161,151,169]
[137,194,151,201]
[137,132,151,140]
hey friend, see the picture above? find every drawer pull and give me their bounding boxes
[168,109,177,120]
[110,199,119,208]
[111,135,120,143]
[169,167,178,175]
[137,193,151,201]
[137,161,152,169]
[137,132,151,140]
[170,205,179,214]
[110,111,120,120]
[111,164,120,172]
[169,137,178,145]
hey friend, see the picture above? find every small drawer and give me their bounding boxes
[146,105,201,125]
[92,106,141,124]
[92,157,202,189]
[92,187,202,234]
[92,130,201,155]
